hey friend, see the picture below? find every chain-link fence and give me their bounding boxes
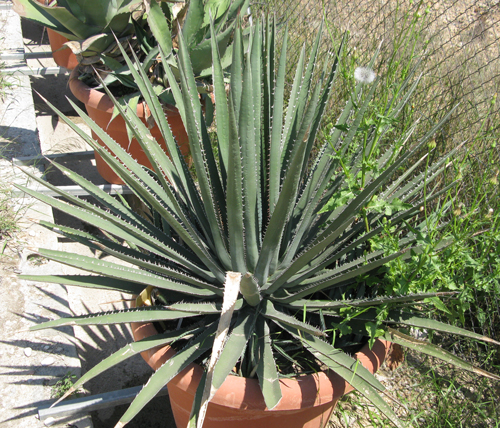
[255,0,499,151]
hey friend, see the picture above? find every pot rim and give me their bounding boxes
[131,319,390,411]
[68,67,181,116]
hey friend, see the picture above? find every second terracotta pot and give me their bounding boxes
[131,320,390,428]
[46,28,79,70]
[69,68,190,184]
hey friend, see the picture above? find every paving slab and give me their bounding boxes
[0,8,39,158]
[2,7,175,428]
[1,6,92,428]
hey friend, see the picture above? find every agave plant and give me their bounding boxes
[12,0,144,64]
[17,15,499,428]
[99,0,249,108]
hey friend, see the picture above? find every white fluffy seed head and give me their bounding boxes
[354,66,376,84]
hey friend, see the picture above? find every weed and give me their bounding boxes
[0,189,19,254]
[51,372,82,399]
[330,351,500,428]
[27,254,49,266]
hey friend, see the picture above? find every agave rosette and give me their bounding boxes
[13,0,144,63]
[17,16,499,428]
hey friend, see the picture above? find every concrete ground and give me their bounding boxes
[1,6,175,428]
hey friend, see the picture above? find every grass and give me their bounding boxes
[0,199,19,257]
[0,64,21,255]
[330,350,500,428]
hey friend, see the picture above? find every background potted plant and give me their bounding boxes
[67,0,248,184]
[17,16,499,428]
[14,0,248,184]
[13,0,144,69]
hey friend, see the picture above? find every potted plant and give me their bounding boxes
[66,0,249,184]
[13,0,144,69]
[17,16,499,428]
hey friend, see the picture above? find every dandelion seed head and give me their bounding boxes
[354,67,376,84]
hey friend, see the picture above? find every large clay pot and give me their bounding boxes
[46,28,79,70]
[68,68,190,184]
[131,320,390,428]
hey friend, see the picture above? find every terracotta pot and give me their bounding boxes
[131,320,390,428]
[68,68,190,184]
[46,28,79,70]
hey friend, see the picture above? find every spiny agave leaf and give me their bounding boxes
[188,371,208,428]
[267,22,288,211]
[277,322,386,393]
[145,0,173,58]
[35,248,217,298]
[176,23,231,268]
[386,142,464,204]
[88,241,222,294]
[385,310,500,346]
[53,324,200,406]
[299,38,344,180]
[114,36,205,221]
[262,300,325,337]
[37,198,212,283]
[383,328,500,380]
[295,329,406,428]
[279,43,305,169]
[274,251,409,304]
[294,20,323,127]
[286,292,458,311]
[266,132,424,293]
[209,16,230,175]
[48,161,168,239]
[15,181,213,279]
[37,220,211,288]
[226,92,246,273]
[280,23,324,174]
[30,93,221,280]
[30,306,218,331]
[255,126,316,285]
[63,96,227,282]
[168,300,244,314]
[19,274,144,294]
[229,20,244,122]
[290,248,388,288]
[241,22,262,271]
[181,0,204,47]
[116,322,217,428]
[208,306,258,402]
[279,220,381,289]
[256,317,282,409]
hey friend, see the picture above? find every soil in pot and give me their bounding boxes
[69,69,191,185]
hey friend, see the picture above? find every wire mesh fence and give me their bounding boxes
[254,0,499,154]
